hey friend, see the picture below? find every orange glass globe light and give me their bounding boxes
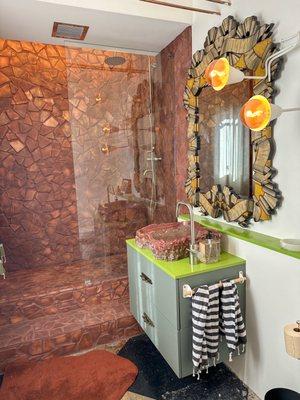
[205,57,230,91]
[240,95,271,131]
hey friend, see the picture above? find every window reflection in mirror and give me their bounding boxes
[198,80,253,197]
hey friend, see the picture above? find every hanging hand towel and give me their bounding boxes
[192,283,220,378]
[220,281,247,361]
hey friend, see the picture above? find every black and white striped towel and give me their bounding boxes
[192,283,220,378]
[220,281,247,361]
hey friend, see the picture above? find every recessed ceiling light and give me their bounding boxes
[52,22,89,40]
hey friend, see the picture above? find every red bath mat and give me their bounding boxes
[0,350,138,400]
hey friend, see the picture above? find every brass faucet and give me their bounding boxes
[175,201,199,266]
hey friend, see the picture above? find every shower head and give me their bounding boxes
[105,56,126,67]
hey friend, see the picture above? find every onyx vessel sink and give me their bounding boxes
[135,222,221,261]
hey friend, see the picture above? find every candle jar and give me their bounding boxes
[198,238,221,264]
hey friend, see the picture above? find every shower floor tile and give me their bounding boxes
[0,254,130,326]
[0,253,128,303]
[0,254,141,368]
[0,301,141,368]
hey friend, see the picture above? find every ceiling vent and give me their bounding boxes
[52,22,89,40]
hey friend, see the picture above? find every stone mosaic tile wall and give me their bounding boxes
[152,27,192,222]
[0,39,80,270]
[0,40,151,270]
[173,27,192,203]
[0,28,192,271]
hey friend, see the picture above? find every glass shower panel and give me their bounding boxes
[65,45,161,270]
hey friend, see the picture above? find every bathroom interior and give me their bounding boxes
[0,0,299,399]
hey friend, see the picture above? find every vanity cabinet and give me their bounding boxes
[126,239,246,378]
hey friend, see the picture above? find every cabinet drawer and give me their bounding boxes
[178,264,246,330]
[139,304,181,377]
[127,245,179,329]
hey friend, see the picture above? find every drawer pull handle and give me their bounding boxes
[140,272,152,285]
[142,312,155,327]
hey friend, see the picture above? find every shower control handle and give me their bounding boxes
[140,272,152,285]
[146,157,162,161]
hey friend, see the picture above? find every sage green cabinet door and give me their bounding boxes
[178,264,246,329]
[179,326,236,378]
[178,264,246,377]
[141,304,181,377]
[128,244,247,379]
[127,245,141,325]
[127,244,179,330]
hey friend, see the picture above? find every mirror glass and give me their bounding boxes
[198,80,253,197]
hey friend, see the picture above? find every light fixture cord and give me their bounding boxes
[282,107,300,112]
[244,31,300,82]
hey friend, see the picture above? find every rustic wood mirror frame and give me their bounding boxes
[184,16,282,227]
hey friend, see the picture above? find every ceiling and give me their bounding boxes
[0,0,192,54]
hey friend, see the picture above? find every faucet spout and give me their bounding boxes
[176,201,198,266]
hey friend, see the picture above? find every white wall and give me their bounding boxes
[224,237,300,398]
[192,1,300,397]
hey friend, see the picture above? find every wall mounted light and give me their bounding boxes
[205,32,300,90]
[204,57,244,91]
[240,95,300,131]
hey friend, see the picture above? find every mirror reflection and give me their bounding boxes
[198,80,253,197]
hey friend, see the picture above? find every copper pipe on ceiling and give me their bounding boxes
[139,0,221,15]
[205,0,231,5]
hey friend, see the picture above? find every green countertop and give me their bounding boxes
[126,239,245,280]
[179,214,300,260]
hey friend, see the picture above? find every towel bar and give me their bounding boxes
[182,271,246,298]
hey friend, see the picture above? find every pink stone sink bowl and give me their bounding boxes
[135,222,221,261]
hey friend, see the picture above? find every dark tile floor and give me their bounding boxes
[119,334,256,400]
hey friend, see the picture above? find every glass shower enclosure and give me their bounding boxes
[65,43,164,267]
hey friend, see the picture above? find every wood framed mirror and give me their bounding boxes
[184,16,282,226]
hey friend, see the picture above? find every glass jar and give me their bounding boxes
[198,238,221,264]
